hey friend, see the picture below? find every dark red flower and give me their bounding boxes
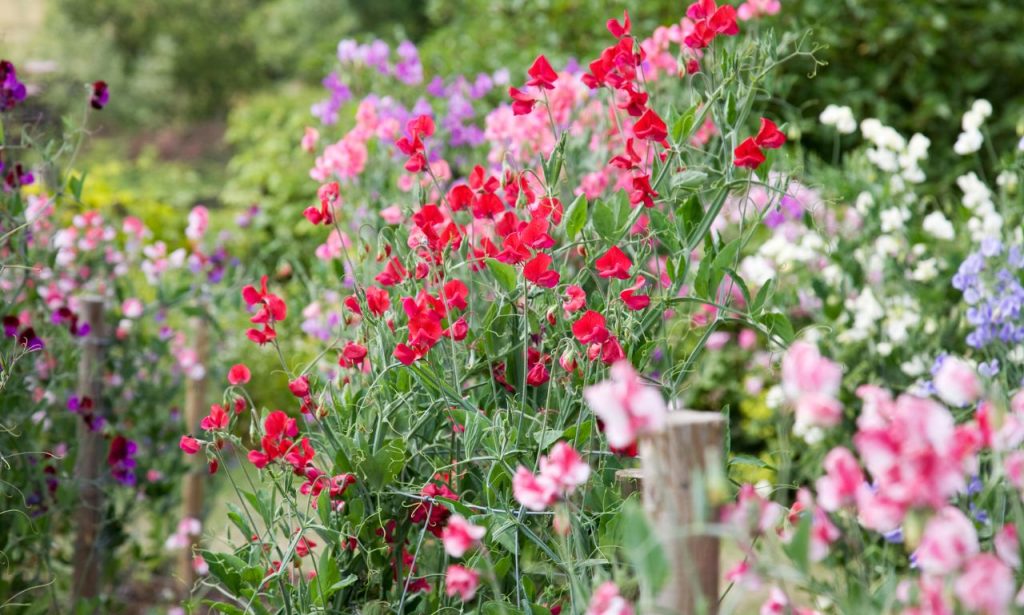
[410,482,459,537]
[629,174,658,208]
[89,81,109,110]
[339,342,368,368]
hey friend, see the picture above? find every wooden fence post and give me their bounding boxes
[179,316,208,596]
[71,297,107,607]
[639,410,725,615]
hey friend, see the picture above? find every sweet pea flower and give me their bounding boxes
[586,581,634,615]
[228,364,251,385]
[955,553,1014,615]
[583,360,668,449]
[441,515,486,558]
[781,342,842,399]
[933,357,981,408]
[512,466,558,511]
[815,446,864,511]
[915,506,979,575]
[445,565,480,601]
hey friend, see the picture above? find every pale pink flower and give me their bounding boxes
[586,581,634,615]
[738,0,781,21]
[441,515,486,558]
[934,357,981,408]
[583,360,667,449]
[794,392,844,430]
[915,506,979,575]
[1005,451,1024,491]
[121,298,143,319]
[301,126,320,153]
[720,484,784,539]
[955,553,1014,615]
[782,341,842,399]
[538,442,590,493]
[996,524,1021,569]
[380,205,404,224]
[512,466,557,511]
[738,328,758,350]
[815,446,864,511]
[445,565,479,601]
[193,555,209,575]
[760,586,789,615]
[185,205,209,241]
[854,484,904,533]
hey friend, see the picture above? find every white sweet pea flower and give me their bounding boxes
[922,211,955,240]
[954,130,983,155]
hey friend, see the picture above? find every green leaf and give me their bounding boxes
[564,193,588,240]
[621,500,670,594]
[712,238,742,273]
[751,279,774,315]
[671,105,697,143]
[204,602,246,615]
[200,550,246,594]
[728,454,775,470]
[591,199,619,241]
[784,511,813,573]
[761,312,795,344]
[362,439,407,488]
[486,258,518,294]
[672,170,708,191]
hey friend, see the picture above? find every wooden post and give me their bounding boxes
[639,410,725,615]
[71,297,107,607]
[614,468,644,498]
[179,316,208,596]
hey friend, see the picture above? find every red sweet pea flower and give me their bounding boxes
[396,115,434,173]
[595,246,633,279]
[572,310,609,344]
[288,375,310,398]
[524,253,561,288]
[365,287,391,316]
[754,117,786,149]
[394,343,428,366]
[375,257,409,286]
[509,87,537,116]
[526,55,559,90]
[228,364,251,385]
[200,404,230,431]
[180,435,201,455]
[242,276,287,344]
[733,137,766,169]
[606,10,631,38]
[285,437,316,474]
[609,138,642,171]
[619,84,649,118]
[527,361,551,386]
[633,108,668,143]
[411,482,459,537]
[629,174,658,208]
[563,285,587,314]
[248,410,299,469]
[684,0,739,48]
[620,277,651,310]
[445,317,469,341]
[582,37,641,90]
[304,182,340,226]
[339,341,368,368]
[441,279,469,311]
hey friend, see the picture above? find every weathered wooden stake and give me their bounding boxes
[179,316,208,595]
[71,297,107,607]
[639,410,725,615]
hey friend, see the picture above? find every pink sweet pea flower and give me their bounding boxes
[915,506,979,575]
[996,524,1021,569]
[441,515,486,558]
[179,435,201,455]
[586,581,634,615]
[815,446,864,511]
[512,466,557,511]
[781,341,842,399]
[539,442,591,492]
[955,553,1014,615]
[445,565,480,601]
[934,357,981,408]
[583,360,667,450]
